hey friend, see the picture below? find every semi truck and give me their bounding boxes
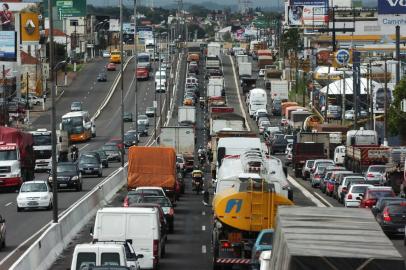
[30,129,52,171]
[209,109,246,137]
[257,56,273,69]
[207,42,221,57]
[296,132,342,159]
[178,106,196,125]
[269,207,404,270]
[0,127,35,189]
[292,143,326,177]
[206,56,221,70]
[127,146,177,202]
[238,62,252,78]
[269,80,289,101]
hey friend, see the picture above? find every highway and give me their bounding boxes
[0,55,166,268]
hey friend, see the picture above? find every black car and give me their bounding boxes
[376,201,406,236]
[137,123,148,137]
[372,197,406,217]
[95,149,109,168]
[97,72,107,82]
[78,154,103,177]
[0,215,5,250]
[123,112,133,122]
[270,138,288,154]
[124,133,138,147]
[50,162,82,191]
[102,144,121,162]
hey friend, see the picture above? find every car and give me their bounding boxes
[106,62,116,71]
[49,162,82,191]
[320,166,347,193]
[123,188,167,207]
[376,201,406,236]
[78,154,103,177]
[102,143,122,162]
[365,165,387,184]
[70,101,82,112]
[285,148,293,166]
[97,72,107,82]
[137,196,175,233]
[123,111,133,122]
[251,229,273,270]
[337,175,366,203]
[326,170,353,196]
[270,137,288,154]
[95,149,109,168]
[0,215,4,249]
[258,121,271,134]
[285,143,293,155]
[257,116,269,126]
[284,135,294,144]
[28,94,41,106]
[344,110,355,120]
[302,160,314,180]
[102,50,111,58]
[253,109,268,122]
[359,186,395,208]
[258,69,266,77]
[310,160,335,188]
[332,171,358,198]
[145,107,155,117]
[372,197,406,217]
[156,84,166,93]
[137,114,149,126]
[124,133,138,147]
[137,123,148,137]
[344,184,374,207]
[136,66,149,80]
[108,138,124,151]
[16,181,53,211]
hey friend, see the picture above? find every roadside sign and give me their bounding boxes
[42,63,49,79]
[334,49,351,67]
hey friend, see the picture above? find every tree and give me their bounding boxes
[223,32,232,42]
[388,77,406,142]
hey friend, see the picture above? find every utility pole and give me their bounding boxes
[48,0,58,223]
[352,51,361,130]
[325,64,331,123]
[154,32,157,143]
[2,65,6,126]
[396,25,400,84]
[369,61,374,130]
[384,59,388,146]
[341,69,346,125]
[119,0,124,166]
[133,0,138,145]
[159,34,162,135]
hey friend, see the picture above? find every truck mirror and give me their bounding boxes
[137,254,144,259]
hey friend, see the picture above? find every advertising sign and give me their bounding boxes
[302,5,327,26]
[0,31,16,61]
[378,0,406,15]
[109,19,120,32]
[288,5,304,26]
[20,13,40,44]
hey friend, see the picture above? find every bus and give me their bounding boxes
[137,52,151,70]
[110,50,121,64]
[61,111,96,142]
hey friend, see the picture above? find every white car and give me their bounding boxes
[102,50,111,58]
[137,114,149,126]
[365,165,387,184]
[344,110,355,120]
[28,94,41,106]
[344,184,373,207]
[259,69,266,77]
[16,181,53,211]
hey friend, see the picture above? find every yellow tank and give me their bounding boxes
[213,185,293,232]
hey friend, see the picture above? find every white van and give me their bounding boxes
[154,70,167,87]
[334,145,346,165]
[70,242,142,270]
[93,207,165,270]
[248,88,267,117]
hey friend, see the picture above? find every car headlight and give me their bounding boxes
[71,176,79,181]
[40,195,49,200]
[48,176,53,182]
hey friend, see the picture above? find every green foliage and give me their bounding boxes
[282,28,301,52]
[222,32,232,42]
[388,77,406,136]
[189,5,210,18]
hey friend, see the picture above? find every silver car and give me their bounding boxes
[137,114,150,126]
[302,160,314,180]
[365,165,387,184]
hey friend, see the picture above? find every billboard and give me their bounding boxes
[0,31,16,61]
[20,13,40,44]
[109,19,120,31]
[378,0,406,14]
[302,5,328,26]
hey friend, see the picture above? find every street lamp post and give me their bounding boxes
[119,0,124,166]
[134,0,138,145]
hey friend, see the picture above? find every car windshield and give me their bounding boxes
[125,134,136,140]
[369,166,386,174]
[307,161,315,168]
[21,183,47,192]
[369,190,393,199]
[141,196,171,207]
[79,156,98,164]
[97,151,107,158]
[138,115,147,120]
[259,232,273,245]
[33,134,51,145]
[0,149,17,160]
[57,164,76,173]
[147,107,154,112]
[351,185,369,194]
[387,204,406,214]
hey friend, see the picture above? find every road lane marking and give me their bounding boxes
[202,245,207,254]
[202,225,206,231]
[5,202,12,206]
[286,175,327,207]
[313,191,334,207]
[79,144,89,151]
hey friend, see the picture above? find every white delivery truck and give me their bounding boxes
[248,88,267,117]
[208,42,221,57]
[270,80,289,101]
[236,54,249,66]
[238,62,252,78]
[160,126,195,155]
[178,106,196,125]
[70,242,142,270]
[93,207,165,270]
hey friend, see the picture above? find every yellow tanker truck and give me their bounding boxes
[211,178,293,270]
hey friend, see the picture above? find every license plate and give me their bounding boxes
[397,228,405,232]
[59,184,67,187]
[28,201,38,206]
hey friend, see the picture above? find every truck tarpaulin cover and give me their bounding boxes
[0,127,34,168]
[270,206,404,270]
[127,146,176,189]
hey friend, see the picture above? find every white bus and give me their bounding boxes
[137,52,151,70]
[61,111,96,142]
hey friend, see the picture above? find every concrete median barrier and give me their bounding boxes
[9,166,127,270]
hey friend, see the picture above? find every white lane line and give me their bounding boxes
[202,211,206,216]
[79,144,90,151]
[286,175,327,207]
[202,245,207,254]
[313,191,334,207]
[229,55,250,131]
[5,202,12,206]
[202,225,206,231]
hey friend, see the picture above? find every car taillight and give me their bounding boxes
[342,187,348,193]
[221,241,231,248]
[347,194,352,199]
[367,173,374,178]
[153,240,159,257]
[383,209,391,222]
[314,174,320,179]
[123,196,129,207]
[169,208,174,216]
[364,199,376,208]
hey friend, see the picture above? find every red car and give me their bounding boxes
[109,137,124,151]
[359,186,395,208]
[106,62,116,71]
[136,67,149,80]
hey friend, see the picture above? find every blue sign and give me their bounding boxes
[378,0,406,14]
[290,0,327,5]
[335,49,350,66]
[0,31,16,62]
[225,199,242,214]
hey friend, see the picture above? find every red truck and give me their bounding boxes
[292,143,326,177]
[345,145,391,173]
[0,127,35,189]
[136,66,149,80]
